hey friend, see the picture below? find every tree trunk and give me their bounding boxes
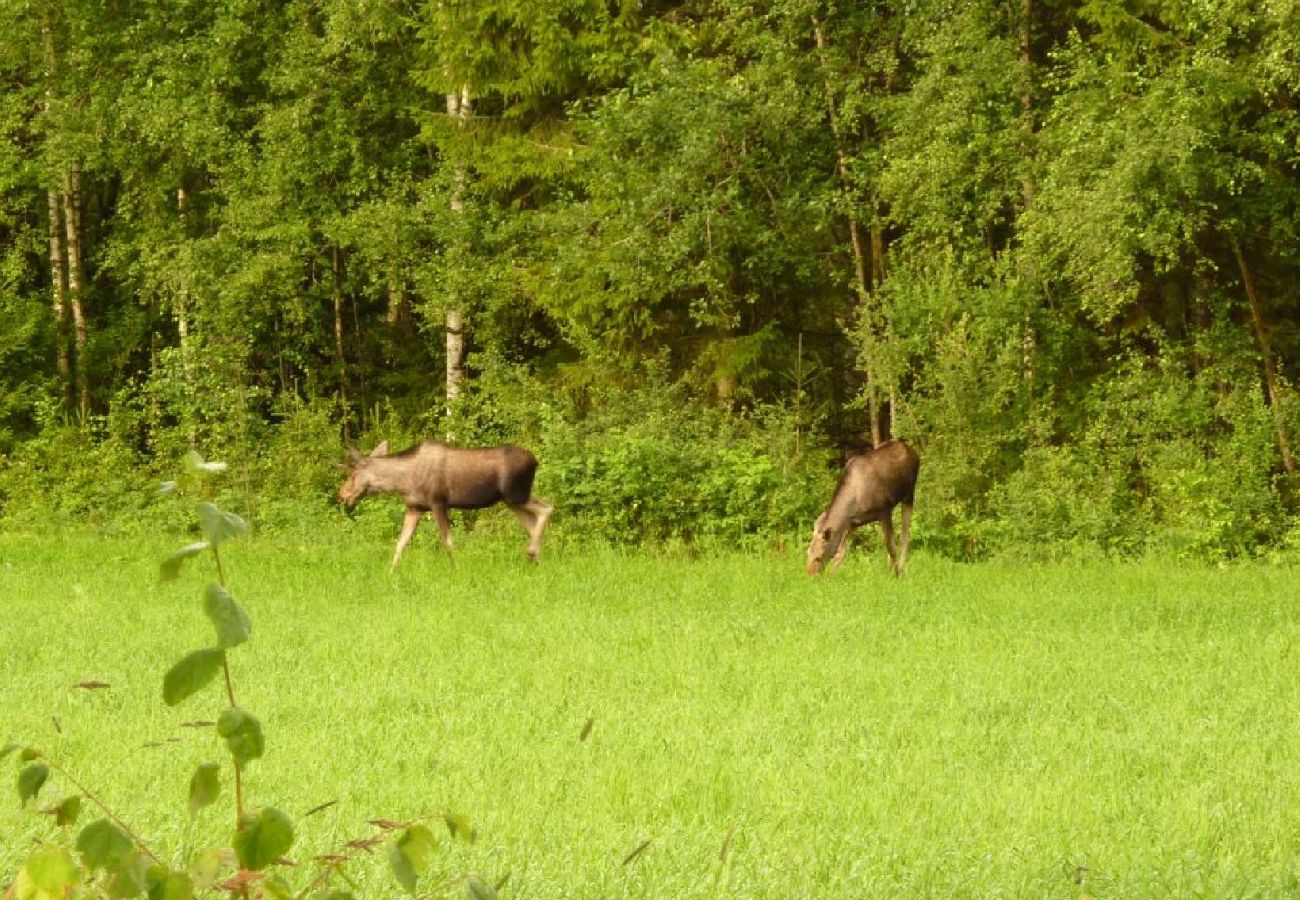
[332,245,350,442]
[1233,239,1296,476]
[47,187,72,407]
[813,17,881,446]
[445,86,471,412]
[43,14,72,409]
[64,163,89,417]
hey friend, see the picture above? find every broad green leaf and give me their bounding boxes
[162,648,225,707]
[197,503,248,547]
[387,839,417,893]
[78,818,135,870]
[159,542,210,583]
[146,866,194,900]
[188,847,223,890]
[20,747,42,761]
[217,707,265,765]
[54,794,83,826]
[17,845,80,899]
[187,762,221,817]
[388,824,436,893]
[232,807,294,871]
[262,875,294,899]
[464,874,498,900]
[203,583,251,648]
[105,850,151,898]
[18,762,49,806]
[184,451,228,473]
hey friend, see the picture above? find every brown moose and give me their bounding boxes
[336,441,553,568]
[806,440,919,576]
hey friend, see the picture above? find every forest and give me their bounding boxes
[1,0,1298,558]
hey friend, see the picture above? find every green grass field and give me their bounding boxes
[3,531,1300,898]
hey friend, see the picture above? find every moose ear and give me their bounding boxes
[370,440,390,458]
[345,446,364,465]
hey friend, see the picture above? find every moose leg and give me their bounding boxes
[510,496,553,561]
[391,508,422,570]
[829,528,852,573]
[880,513,899,575]
[431,505,454,555]
[897,502,913,575]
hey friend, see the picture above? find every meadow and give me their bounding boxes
[3,530,1300,898]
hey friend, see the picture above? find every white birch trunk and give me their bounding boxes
[445,86,471,411]
[64,163,88,417]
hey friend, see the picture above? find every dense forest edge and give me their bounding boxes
[1,0,1298,560]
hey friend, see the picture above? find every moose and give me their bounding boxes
[806,440,920,577]
[335,440,554,568]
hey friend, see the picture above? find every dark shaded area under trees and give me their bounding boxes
[1,0,1297,558]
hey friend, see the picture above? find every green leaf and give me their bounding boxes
[104,850,151,898]
[146,866,194,900]
[159,542,210,583]
[187,762,221,818]
[54,794,83,827]
[387,840,417,893]
[232,807,294,871]
[77,818,135,870]
[17,844,80,898]
[197,502,248,547]
[18,762,49,806]
[162,648,225,707]
[464,874,498,900]
[388,824,437,893]
[188,847,223,891]
[217,707,265,766]
[203,583,251,648]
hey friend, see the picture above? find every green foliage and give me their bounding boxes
[232,807,295,871]
[161,649,225,708]
[76,819,134,870]
[186,762,221,818]
[3,0,1300,559]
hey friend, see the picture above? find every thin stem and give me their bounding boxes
[42,756,163,865]
[211,542,245,824]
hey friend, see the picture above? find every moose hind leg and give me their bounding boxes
[511,496,553,561]
[880,513,899,575]
[897,502,913,575]
[431,505,454,555]
[391,508,422,570]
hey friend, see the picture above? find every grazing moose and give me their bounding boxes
[806,440,920,576]
[335,441,554,569]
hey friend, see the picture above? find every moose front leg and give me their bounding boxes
[391,508,422,570]
[828,528,851,573]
